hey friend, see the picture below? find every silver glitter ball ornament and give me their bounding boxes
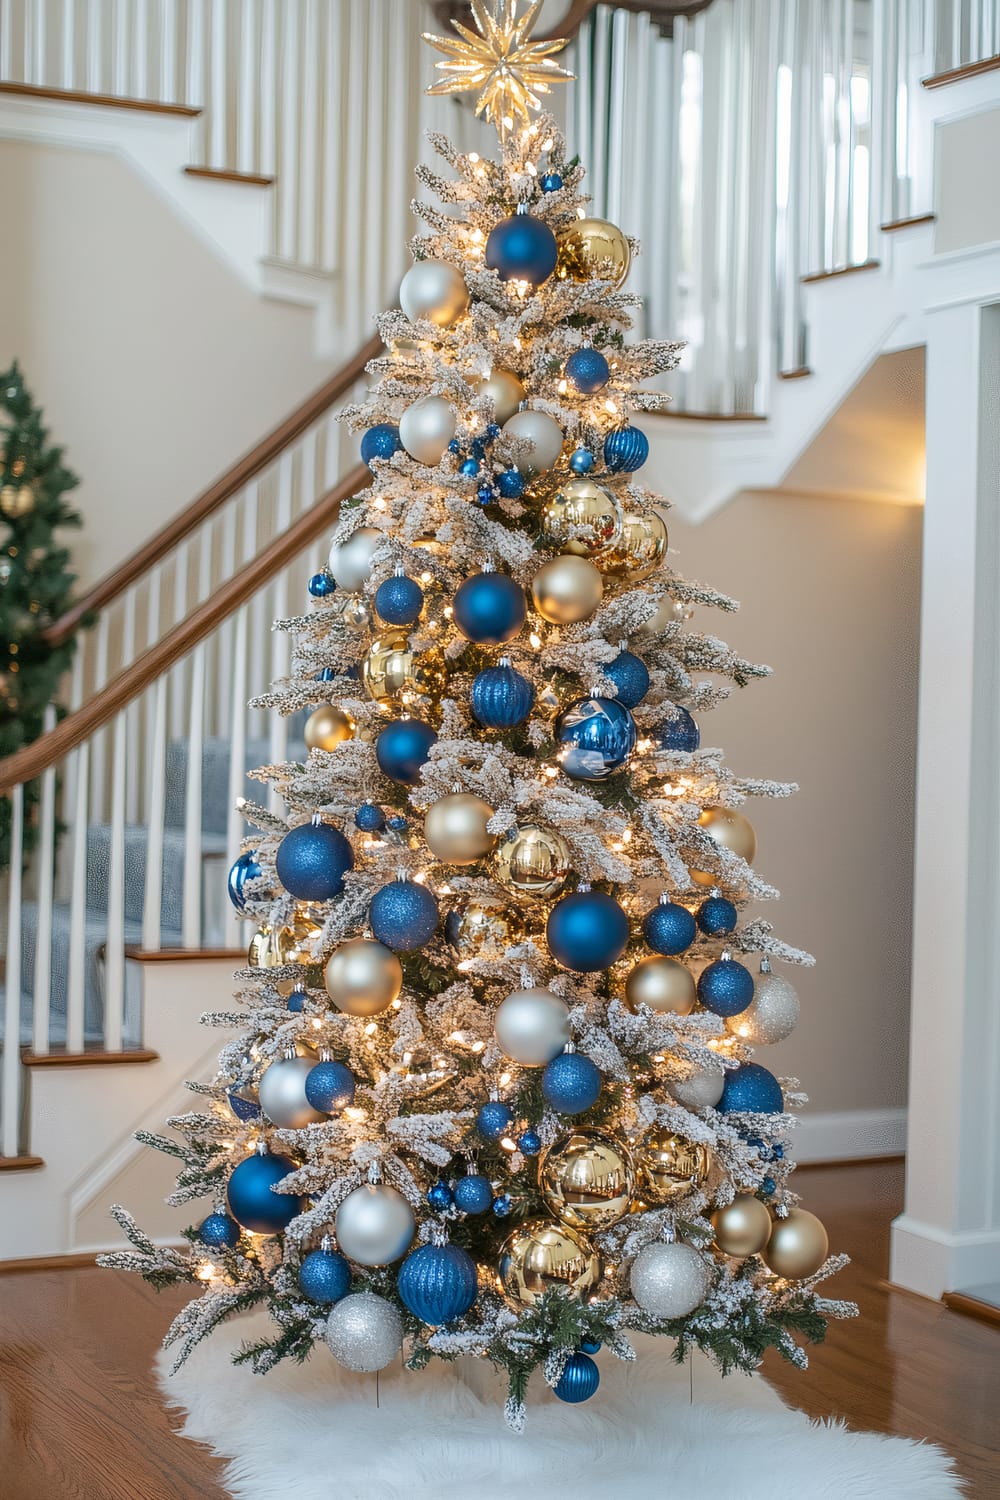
[325,1291,403,1372]
[258,1056,326,1129]
[725,968,800,1045]
[399,395,457,465]
[335,1183,416,1265]
[629,1240,711,1319]
[328,526,382,592]
[667,1062,726,1110]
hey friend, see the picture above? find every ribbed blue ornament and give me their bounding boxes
[355,801,385,833]
[397,1243,479,1324]
[698,957,755,1017]
[556,696,637,781]
[305,1059,356,1113]
[697,896,738,935]
[718,1061,784,1115]
[570,448,595,474]
[198,1211,241,1249]
[375,718,438,785]
[316,667,336,682]
[603,650,650,709]
[554,1352,600,1403]
[227,1087,261,1122]
[517,1129,541,1156]
[361,423,401,469]
[653,703,700,752]
[485,212,558,286]
[565,347,610,393]
[427,1181,454,1210]
[308,571,336,598]
[470,661,535,728]
[226,1151,303,1234]
[453,572,526,644]
[369,878,439,951]
[542,1051,602,1115]
[453,1174,493,1215]
[227,849,263,912]
[603,424,649,473]
[299,1248,352,1304]
[275,821,354,902]
[547,890,629,972]
[375,574,424,626]
[476,1100,514,1139]
[498,468,525,499]
[541,171,563,192]
[642,899,697,956]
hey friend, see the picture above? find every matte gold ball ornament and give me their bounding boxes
[475,368,525,425]
[423,792,496,865]
[304,705,355,752]
[0,482,34,519]
[636,1129,711,1203]
[498,1218,602,1308]
[601,510,669,581]
[711,1194,774,1258]
[361,630,446,708]
[446,894,527,957]
[541,478,622,557]
[690,805,758,887]
[493,823,571,898]
[763,1209,829,1279]
[539,1128,636,1232]
[625,955,697,1015]
[556,217,632,289]
[531,554,603,624]
[324,937,403,1017]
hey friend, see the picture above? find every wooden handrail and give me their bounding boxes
[43,334,382,647]
[0,463,370,792]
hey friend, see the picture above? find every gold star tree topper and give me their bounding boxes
[423,1,574,136]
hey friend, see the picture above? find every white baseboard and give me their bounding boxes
[794,1107,907,1163]
[890,1214,1000,1300]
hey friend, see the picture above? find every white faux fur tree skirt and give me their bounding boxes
[158,1311,963,1500]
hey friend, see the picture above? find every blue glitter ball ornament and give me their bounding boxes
[355,801,385,833]
[286,989,307,1014]
[226,1151,303,1234]
[427,1180,453,1211]
[698,956,755,1017]
[477,484,495,505]
[485,211,558,286]
[761,1176,777,1197]
[308,571,336,599]
[604,650,650,709]
[565,347,610,393]
[554,1352,600,1403]
[517,1129,542,1156]
[453,1173,493,1215]
[227,1087,261,1122]
[487,422,501,439]
[198,1211,241,1249]
[498,467,525,499]
[492,1194,513,1218]
[227,849,263,912]
[556,696,637,781]
[387,814,408,832]
[718,1061,784,1115]
[697,895,738,936]
[360,422,401,469]
[541,171,564,192]
[477,1100,514,1140]
[460,457,481,478]
[397,1243,479,1324]
[305,1059,356,1113]
[471,439,486,458]
[275,821,354,902]
[642,899,697,956]
[299,1248,351,1305]
[570,447,595,474]
[542,1051,602,1115]
[471,660,535,728]
[604,424,649,473]
[547,890,629,972]
[375,717,438,784]
[374,574,424,626]
[653,703,700,752]
[369,878,439,952]
[579,1338,602,1355]
[454,571,526,644]
[448,438,463,455]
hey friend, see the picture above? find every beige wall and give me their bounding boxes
[935,105,1000,254]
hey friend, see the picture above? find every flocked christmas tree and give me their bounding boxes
[101,3,856,1426]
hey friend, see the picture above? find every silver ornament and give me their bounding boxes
[400,258,469,327]
[502,409,564,476]
[325,1292,403,1372]
[328,526,382,592]
[335,1183,416,1265]
[667,1062,726,1110]
[494,987,570,1066]
[726,967,800,1045]
[399,395,457,466]
[629,1240,711,1319]
[258,1055,326,1129]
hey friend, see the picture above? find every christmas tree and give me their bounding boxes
[102,3,855,1427]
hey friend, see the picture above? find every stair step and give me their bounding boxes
[880,213,936,232]
[184,164,275,187]
[20,1046,159,1067]
[0,79,201,116]
[0,1155,45,1172]
[801,258,881,284]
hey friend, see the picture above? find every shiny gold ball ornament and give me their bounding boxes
[541,478,622,557]
[498,1218,602,1308]
[601,510,669,581]
[475,368,525,425]
[304,704,355,752]
[556,217,631,289]
[711,1194,774,1258]
[445,894,526,957]
[324,937,403,1017]
[636,1129,711,1204]
[361,630,446,708]
[625,955,697,1015]
[248,916,322,969]
[494,823,571,899]
[531,555,603,624]
[690,805,757,886]
[763,1209,829,1279]
[0,482,35,519]
[424,792,496,865]
[539,1129,636,1232]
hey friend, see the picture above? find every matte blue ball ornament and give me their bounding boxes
[275,820,354,902]
[387,814,408,832]
[579,1338,602,1355]
[374,574,423,626]
[227,849,263,912]
[299,1248,351,1305]
[355,801,385,833]
[485,211,558,286]
[460,457,481,478]
[653,703,700,752]
[308,571,336,599]
[547,890,629,972]
[517,1129,541,1156]
[565,347,610,394]
[454,571,526,645]
[477,1100,514,1140]
[369,877,440,952]
[718,1061,784,1115]
[454,1173,493,1215]
[541,171,563,192]
[604,424,649,473]
[554,1351,601,1403]
[471,660,535,728]
[198,1211,241,1249]
[361,422,401,469]
[397,1243,479,1324]
[286,988,307,1014]
[375,717,438,784]
[427,1181,453,1211]
[604,650,650,709]
[226,1150,303,1234]
[556,696,637,781]
[305,1059,356,1113]
[498,467,525,499]
[542,1050,602,1115]
[697,896,739,936]
[570,448,595,474]
[698,956,756,1017]
[642,897,697,956]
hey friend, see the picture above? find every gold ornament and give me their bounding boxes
[498,1218,602,1308]
[362,629,446,709]
[541,478,622,557]
[539,1128,636,1232]
[531,554,603,624]
[624,955,697,1015]
[711,1194,773,1258]
[304,704,355,752]
[763,1209,829,1279]
[556,218,631,289]
[248,916,322,969]
[424,792,496,865]
[389,1045,457,1099]
[690,806,758,887]
[494,823,571,898]
[634,593,678,639]
[324,937,403,1017]
[635,1129,711,1204]
[423,0,574,136]
[601,510,668,581]
[332,593,371,633]
[446,894,527,956]
[475,368,525,425]
[0,482,34,519]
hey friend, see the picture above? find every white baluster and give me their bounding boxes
[320,0,343,272]
[2,785,24,1154]
[142,674,167,951]
[277,0,300,262]
[30,0,46,82]
[62,0,77,88]
[133,0,147,98]
[237,0,260,174]
[226,604,249,876]
[0,0,14,81]
[170,539,189,741]
[182,643,205,947]
[112,0,127,96]
[208,0,226,166]
[66,741,89,1053]
[160,0,178,102]
[187,0,207,159]
[90,608,110,820]
[298,0,319,268]
[85,0,103,92]
[259,0,278,188]
[103,709,127,1051]
[123,584,139,822]
[31,706,58,1056]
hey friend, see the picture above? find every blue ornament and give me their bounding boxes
[477,1100,514,1140]
[570,448,595,474]
[460,457,481,478]
[718,1062,784,1115]
[761,1176,777,1197]
[397,1243,478,1324]
[498,468,525,499]
[454,571,526,644]
[227,1087,261,1122]
[453,1173,493,1215]
[369,878,439,952]
[565,347,610,394]
[226,1151,303,1234]
[698,957,755,1017]
[355,801,385,833]
[697,896,738,936]
[547,890,629,972]
[470,661,535,728]
[542,1051,602,1115]
[517,1129,541,1156]
[541,171,564,192]
[471,439,487,459]
[642,899,697,956]
[486,422,501,439]
[654,703,700,752]
[308,571,336,599]
[448,438,463,455]
[387,814,408,832]
[305,1059,356,1113]
[556,696,637,781]
[298,1248,351,1304]
[316,667,336,683]
[198,1211,241,1249]
[476,484,495,505]
[376,717,438,784]
[227,849,263,912]
[604,424,649,473]
[275,821,354,902]
[485,212,558,286]
[603,650,650,709]
[554,1351,600,1403]
[579,1338,602,1355]
[361,422,401,469]
[286,988,307,1014]
[427,1180,454,1211]
[492,1194,513,1218]
[375,574,424,626]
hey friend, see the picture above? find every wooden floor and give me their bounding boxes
[0,1161,995,1498]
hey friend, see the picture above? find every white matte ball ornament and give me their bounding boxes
[630,1240,712,1319]
[399,395,457,466]
[494,987,571,1066]
[726,967,801,1045]
[502,409,564,477]
[668,1062,726,1110]
[328,527,382,592]
[325,1292,403,1372]
[399,259,469,328]
[335,1183,416,1266]
[258,1055,326,1129]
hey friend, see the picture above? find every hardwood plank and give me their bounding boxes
[0,80,200,116]
[0,1252,99,1274]
[942,1290,1000,1329]
[801,258,881,284]
[20,1047,159,1068]
[922,54,1000,89]
[0,1155,44,1173]
[881,213,937,232]
[184,165,275,187]
[123,947,245,963]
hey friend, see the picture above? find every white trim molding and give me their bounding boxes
[794,1108,907,1164]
